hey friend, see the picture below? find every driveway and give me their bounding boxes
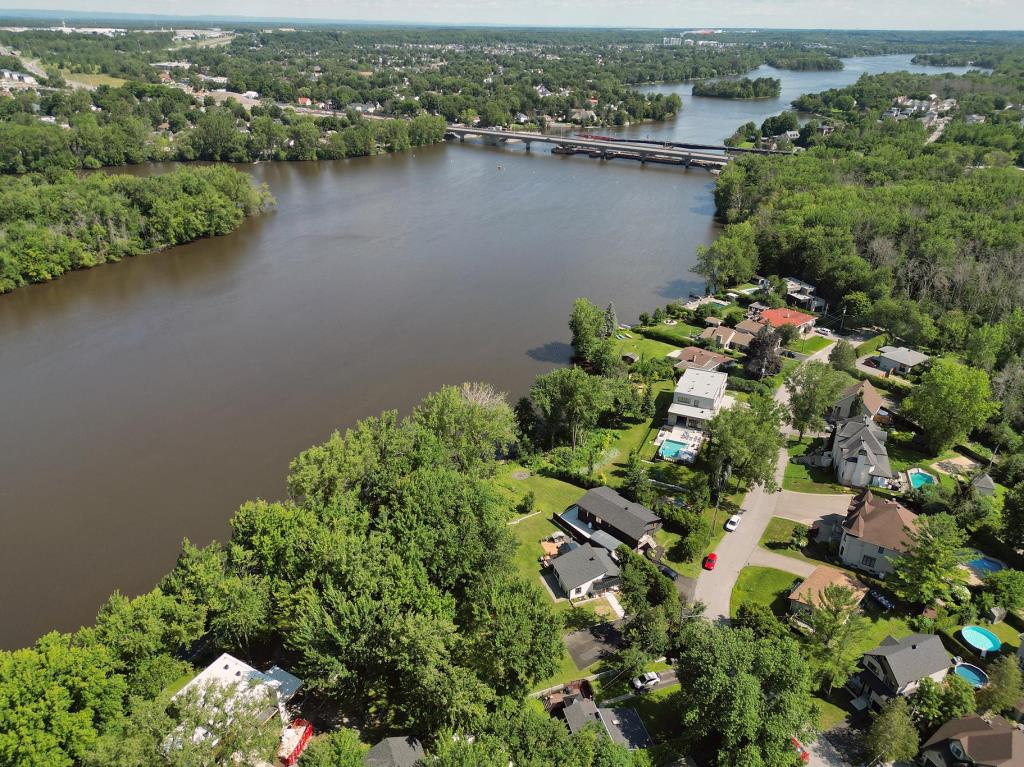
[747,548,816,577]
[775,490,852,525]
[693,341,836,622]
[564,621,625,670]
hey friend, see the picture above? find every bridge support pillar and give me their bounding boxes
[525,141,531,151]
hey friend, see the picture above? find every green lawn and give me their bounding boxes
[534,644,593,692]
[60,69,127,87]
[613,335,680,362]
[856,334,886,357]
[730,566,800,618]
[638,322,702,344]
[161,667,196,698]
[987,621,1021,652]
[757,516,866,578]
[656,490,744,578]
[786,335,832,355]
[602,380,675,480]
[631,684,684,743]
[783,439,851,494]
[812,692,849,731]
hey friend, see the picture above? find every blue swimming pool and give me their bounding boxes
[659,439,694,462]
[954,663,989,688]
[908,468,937,489]
[961,625,1002,656]
[968,552,1006,578]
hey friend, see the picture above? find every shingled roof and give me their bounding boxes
[843,491,918,551]
[836,379,884,417]
[923,715,1024,767]
[551,543,619,592]
[865,633,950,690]
[832,415,893,479]
[576,486,659,543]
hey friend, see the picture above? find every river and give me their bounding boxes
[0,54,977,648]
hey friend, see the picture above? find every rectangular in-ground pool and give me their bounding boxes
[908,469,936,489]
[659,439,694,462]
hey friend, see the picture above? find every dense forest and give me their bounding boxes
[0,166,271,292]
[692,76,781,99]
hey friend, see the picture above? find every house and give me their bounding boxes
[783,277,826,311]
[837,491,918,576]
[759,307,816,336]
[747,301,770,318]
[671,346,731,372]
[364,736,426,767]
[830,380,886,423]
[876,346,929,375]
[668,369,728,430]
[704,316,723,327]
[514,111,530,124]
[551,543,620,599]
[847,634,950,710]
[297,96,312,106]
[734,318,765,335]
[699,325,754,350]
[622,351,639,365]
[788,565,868,618]
[921,715,1024,767]
[971,473,997,497]
[562,697,653,750]
[829,415,893,488]
[569,486,662,549]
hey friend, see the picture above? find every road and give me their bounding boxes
[693,338,837,621]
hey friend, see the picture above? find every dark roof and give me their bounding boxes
[563,697,603,734]
[923,715,1024,767]
[364,736,425,767]
[832,415,893,479]
[843,491,918,552]
[600,707,653,750]
[865,634,950,690]
[551,543,619,592]
[576,486,660,542]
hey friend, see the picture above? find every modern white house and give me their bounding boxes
[668,369,729,430]
[876,346,930,375]
[828,414,893,488]
[836,491,919,577]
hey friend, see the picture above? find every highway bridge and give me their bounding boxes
[444,126,732,170]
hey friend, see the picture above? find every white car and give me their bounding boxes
[631,671,660,691]
[724,514,742,532]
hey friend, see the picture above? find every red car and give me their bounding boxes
[791,737,810,763]
[703,552,718,571]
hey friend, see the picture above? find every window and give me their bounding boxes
[861,555,877,569]
[878,546,884,554]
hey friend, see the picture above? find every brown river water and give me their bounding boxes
[0,55,979,648]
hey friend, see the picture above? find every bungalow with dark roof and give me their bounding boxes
[364,736,426,767]
[837,491,918,576]
[734,318,765,335]
[921,715,1024,767]
[567,486,662,549]
[561,697,653,750]
[699,325,754,351]
[760,307,816,336]
[550,543,620,599]
[846,633,950,710]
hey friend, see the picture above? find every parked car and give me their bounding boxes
[817,327,832,335]
[703,552,718,571]
[724,514,741,532]
[631,671,660,691]
[791,737,810,763]
[659,564,679,581]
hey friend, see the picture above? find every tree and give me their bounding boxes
[1003,483,1024,549]
[705,393,787,494]
[638,312,651,327]
[297,729,365,767]
[604,302,618,338]
[978,655,1023,715]
[985,569,1024,613]
[530,367,610,450]
[785,361,848,441]
[889,513,970,605]
[569,298,607,366]
[866,698,919,765]
[622,451,653,507]
[694,221,759,293]
[744,325,782,380]
[903,358,999,454]
[671,623,817,767]
[805,584,870,693]
[829,340,857,374]
[733,602,787,638]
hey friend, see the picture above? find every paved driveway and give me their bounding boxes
[564,621,624,670]
[747,548,816,577]
[775,490,852,525]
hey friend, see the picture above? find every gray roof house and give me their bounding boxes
[364,736,425,767]
[562,697,653,750]
[572,486,661,548]
[972,473,997,497]
[847,634,950,710]
[876,345,930,375]
[551,543,620,599]
[829,415,893,488]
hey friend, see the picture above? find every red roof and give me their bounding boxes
[760,307,815,329]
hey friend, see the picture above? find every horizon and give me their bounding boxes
[1,3,1023,32]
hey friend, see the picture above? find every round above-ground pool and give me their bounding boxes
[967,550,1006,578]
[954,663,990,688]
[961,625,1002,656]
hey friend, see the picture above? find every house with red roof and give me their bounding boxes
[759,307,816,336]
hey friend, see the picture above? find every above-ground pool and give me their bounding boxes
[961,625,1002,656]
[968,551,1006,578]
[954,663,990,688]
[908,468,937,489]
[659,439,695,463]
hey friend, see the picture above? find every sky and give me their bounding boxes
[5,0,1024,30]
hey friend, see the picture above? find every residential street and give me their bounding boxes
[694,339,836,621]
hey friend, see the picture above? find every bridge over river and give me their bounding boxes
[445,125,749,170]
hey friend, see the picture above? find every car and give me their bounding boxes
[724,514,741,532]
[703,552,718,571]
[817,327,832,335]
[659,564,679,581]
[791,737,810,763]
[632,671,660,691]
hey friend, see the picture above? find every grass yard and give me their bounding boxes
[786,335,832,355]
[783,439,851,494]
[729,566,800,618]
[631,685,684,743]
[856,334,886,357]
[60,69,127,87]
[533,645,592,692]
[757,517,866,578]
[613,335,680,362]
[161,667,196,697]
[638,322,702,345]
[987,621,1021,652]
[603,380,675,479]
[811,691,850,731]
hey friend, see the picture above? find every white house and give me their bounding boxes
[829,414,893,488]
[550,543,620,599]
[876,346,930,375]
[668,369,728,429]
[836,491,918,577]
